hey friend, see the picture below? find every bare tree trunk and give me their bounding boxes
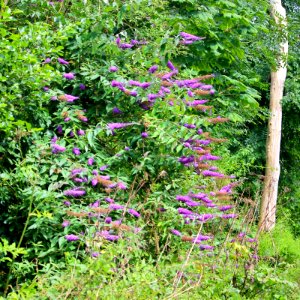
[259,0,288,232]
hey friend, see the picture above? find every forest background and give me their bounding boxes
[0,0,299,299]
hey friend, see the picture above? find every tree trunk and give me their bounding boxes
[259,0,288,232]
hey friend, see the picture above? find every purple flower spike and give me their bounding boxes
[92,252,100,258]
[109,204,124,211]
[58,58,69,65]
[176,195,192,203]
[73,148,81,155]
[109,66,118,72]
[105,197,114,203]
[43,86,49,91]
[183,123,196,129]
[128,209,140,218]
[79,83,86,90]
[65,234,79,241]
[52,143,66,153]
[51,136,58,143]
[63,201,71,206]
[62,220,70,227]
[148,65,158,73]
[202,170,225,178]
[130,90,138,97]
[178,208,194,215]
[63,73,75,80]
[112,107,122,114]
[65,94,79,102]
[221,214,237,219]
[105,217,112,224]
[120,43,133,49]
[64,188,86,197]
[88,157,95,166]
[218,205,234,212]
[100,165,108,171]
[116,36,121,46]
[180,32,204,41]
[141,82,151,89]
[141,132,148,138]
[199,244,214,251]
[44,58,51,64]
[91,178,98,186]
[77,129,85,136]
[51,96,57,101]
[247,238,257,243]
[90,200,100,208]
[117,182,127,190]
[107,123,134,132]
[111,80,124,88]
[105,235,119,241]
[170,229,182,236]
[167,60,176,71]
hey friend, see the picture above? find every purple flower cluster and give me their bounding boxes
[180,32,205,45]
[116,36,147,50]
[63,73,75,80]
[64,188,86,197]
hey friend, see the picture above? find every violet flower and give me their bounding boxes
[178,208,194,215]
[77,129,85,136]
[183,123,196,129]
[141,82,151,89]
[167,60,176,71]
[65,94,79,102]
[63,73,75,80]
[112,107,122,114]
[199,245,214,251]
[119,43,133,49]
[73,148,81,155]
[117,182,127,190]
[92,252,100,257]
[58,58,69,65]
[105,197,114,203]
[111,80,124,88]
[100,165,108,171]
[109,204,124,210]
[141,132,148,138]
[87,157,95,166]
[221,214,237,219]
[43,58,51,64]
[109,66,118,72]
[63,201,71,206]
[107,123,134,132]
[51,136,58,143]
[105,217,112,224]
[91,178,98,186]
[180,32,204,41]
[62,220,70,227]
[70,168,84,176]
[64,188,86,197]
[79,83,86,90]
[148,65,158,73]
[128,209,140,218]
[218,205,233,212]
[170,229,182,236]
[202,170,225,178]
[176,195,192,203]
[52,143,66,153]
[65,234,79,241]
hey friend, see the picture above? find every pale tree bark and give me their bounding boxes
[259,0,288,232]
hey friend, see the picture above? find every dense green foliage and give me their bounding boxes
[0,0,299,299]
